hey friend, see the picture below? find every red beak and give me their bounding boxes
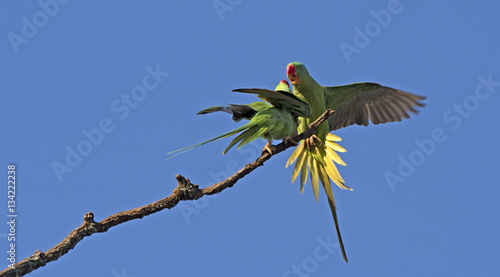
[287,64,297,84]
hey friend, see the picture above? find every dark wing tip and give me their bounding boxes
[197,106,224,115]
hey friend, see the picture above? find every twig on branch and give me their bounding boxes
[0,109,335,277]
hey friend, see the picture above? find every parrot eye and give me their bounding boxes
[299,65,304,70]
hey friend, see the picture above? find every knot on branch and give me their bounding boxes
[20,250,46,271]
[82,211,102,233]
[32,250,46,262]
[175,174,203,200]
[83,212,95,224]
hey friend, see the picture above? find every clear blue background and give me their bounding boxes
[2,1,499,276]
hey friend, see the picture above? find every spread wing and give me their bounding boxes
[324,82,426,131]
[232,88,312,118]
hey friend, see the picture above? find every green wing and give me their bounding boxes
[323,82,426,131]
[222,113,272,154]
[232,88,312,118]
[246,102,272,112]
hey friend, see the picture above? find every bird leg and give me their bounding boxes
[262,139,276,155]
[305,134,322,149]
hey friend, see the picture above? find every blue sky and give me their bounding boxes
[1,0,500,276]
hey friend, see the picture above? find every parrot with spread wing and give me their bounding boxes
[166,80,311,160]
[285,62,426,263]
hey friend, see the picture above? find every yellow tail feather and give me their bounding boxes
[309,153,320,202]
[324,154,352,190]
[317,165,334,204]
[291,144,307,183]
[300,157,308,193]
[326,140,347,153]
[325,146,346,166]
[286,142,303,168]
[327,133,342,142]
[287,132,349,192]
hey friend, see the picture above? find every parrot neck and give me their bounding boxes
[293,79,329,140]
[293,79,325,117]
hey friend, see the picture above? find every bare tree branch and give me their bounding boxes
[0,109,335,277]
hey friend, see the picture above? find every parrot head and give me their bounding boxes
[286,62,309,86]
[275,79,291,93]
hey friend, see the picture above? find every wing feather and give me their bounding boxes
[233,88,312,118]
[324,83,426,130]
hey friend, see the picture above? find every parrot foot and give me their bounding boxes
[282,137,298,146]
[262,141,276,155]
[305,134,322,148]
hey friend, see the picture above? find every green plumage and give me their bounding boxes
[166,80,311,160]
[286,62,426,263]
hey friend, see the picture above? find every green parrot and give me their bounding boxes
[285,62,426,263]
[166,80,311,160]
